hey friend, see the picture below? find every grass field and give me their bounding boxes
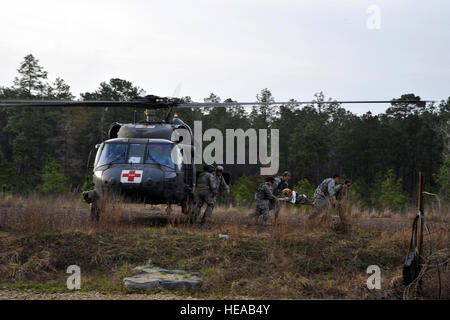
[0,194,448,300]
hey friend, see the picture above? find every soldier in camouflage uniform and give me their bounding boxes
[269,171,291,220]
[194,164,218,224]
[335,180,351,203]
[310,174,340,220]
[249,177,278,224]
[334,179,351,220]
[215,165,230,206]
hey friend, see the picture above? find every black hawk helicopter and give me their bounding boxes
[0,95,431,221]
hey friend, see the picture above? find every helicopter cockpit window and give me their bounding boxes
[128,144,146,164]
[145,143,177,169]
[97,143,127,167]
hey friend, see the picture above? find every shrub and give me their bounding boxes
[293,178,315,199]
[35,157,69,194]
[348,177,370,208]
[377,169,408,210]
[434,157,450,201]
[232,174,256,206]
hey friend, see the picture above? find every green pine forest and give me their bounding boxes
[1,54,449,210]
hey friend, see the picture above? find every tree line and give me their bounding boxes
[1,54,449,209]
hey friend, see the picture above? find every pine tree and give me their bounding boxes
[434,157,450,201]
[0,151,24,193]
[35,157,69,194]
[250,88,275,129]
[13,54,48,97]
[378,169,409,210]
[5,55,67,187]
[348,178,370,208]
[80,78,146,140]
[47,77,75,100]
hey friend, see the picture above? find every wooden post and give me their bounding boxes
[417,172,424,214]
[417,172,425,295]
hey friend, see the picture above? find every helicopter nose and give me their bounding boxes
[103,178,117,185]
[144,167,164,184]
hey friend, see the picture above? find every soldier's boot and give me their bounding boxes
[263,208,274,226]
[193,201,202,223]
[199,212,205,225]
[199,211,207,225]
[200,205,214,225]
[247,211,256,226]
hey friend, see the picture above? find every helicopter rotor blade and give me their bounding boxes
[177,100,434,108]
[172,82,182,98]
[0,100,151,108]
[0,98,434,109]
[0,95,181,108]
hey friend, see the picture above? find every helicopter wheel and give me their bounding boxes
[90,199,101,222]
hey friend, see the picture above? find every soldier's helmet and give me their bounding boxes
[204,164,215,173]
[282,188,292,197]
[216,165,224,172]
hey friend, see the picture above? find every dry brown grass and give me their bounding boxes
[0,193,146,233]
[0,194,448,299]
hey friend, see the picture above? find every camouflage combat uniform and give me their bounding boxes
[269,177,289,219]
[216,174,230,195]
[334,184,348,219]
[194,171,217,224]
[215,174,230,205]
[249,182,277,223]
[335,184,348,202]
[311,178,336,219]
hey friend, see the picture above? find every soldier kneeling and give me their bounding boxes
[248,177,278,225]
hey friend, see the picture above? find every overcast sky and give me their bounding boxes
[0,0,449,114]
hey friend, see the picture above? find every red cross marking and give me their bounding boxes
[122,170,142,182]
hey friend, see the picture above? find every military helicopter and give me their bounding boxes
[0,95,431,221]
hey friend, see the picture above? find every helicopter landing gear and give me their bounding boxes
[181,199,192,215]
[181,194,196,224]
[83,189,101,223]
[90,199,101,222]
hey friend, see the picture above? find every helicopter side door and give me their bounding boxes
[179,144,196,189]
